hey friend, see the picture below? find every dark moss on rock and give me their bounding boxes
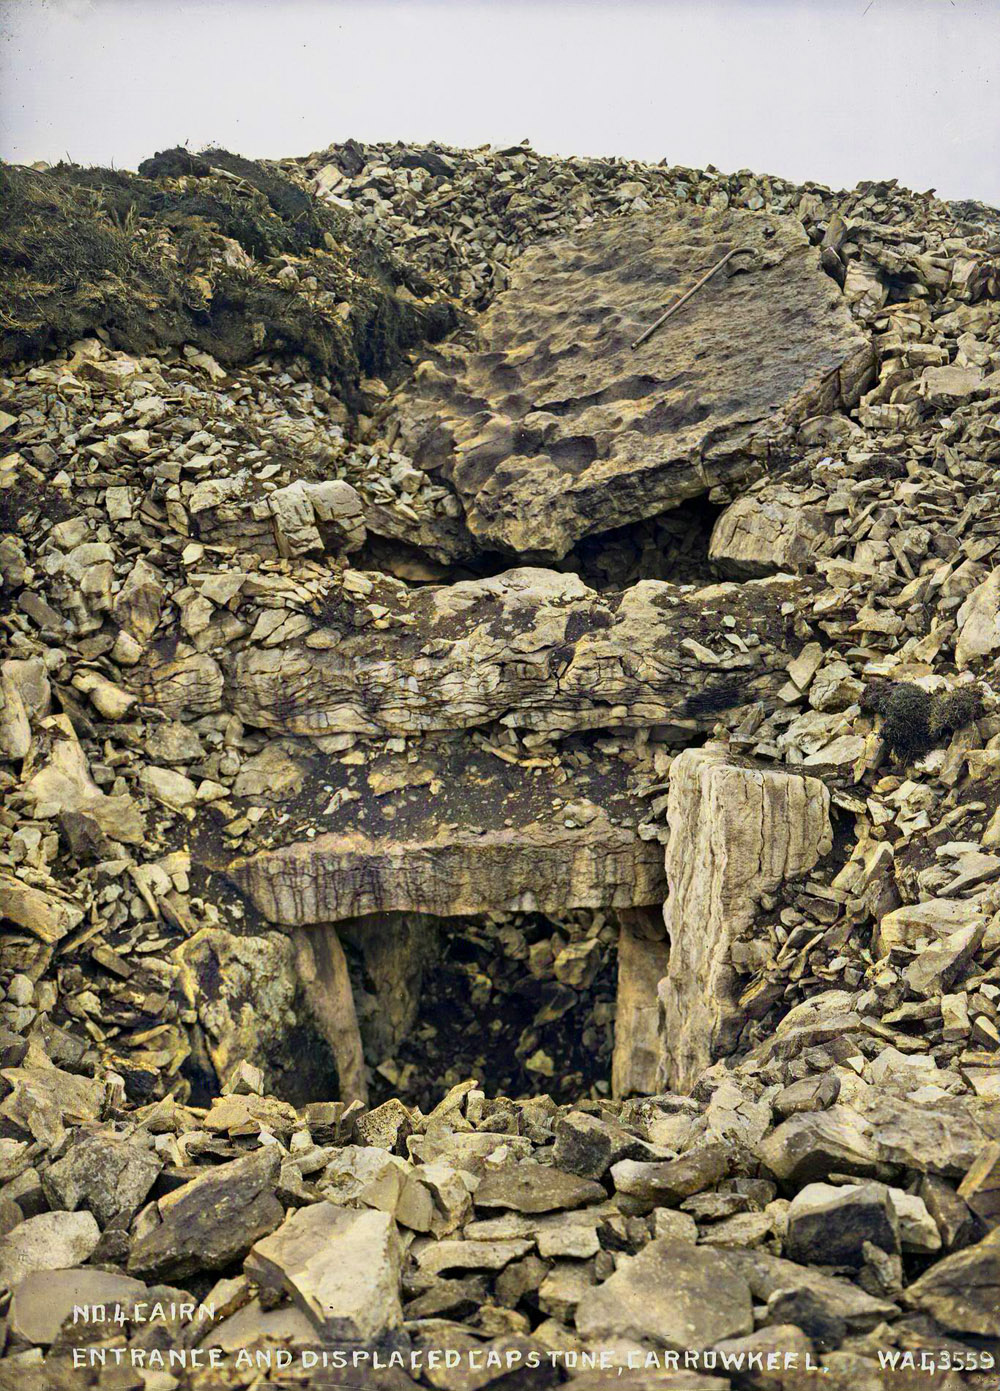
[0,151,456,405]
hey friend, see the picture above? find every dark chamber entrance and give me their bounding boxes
[347,910,620,1112]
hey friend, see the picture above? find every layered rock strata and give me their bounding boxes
[181,567,808,739]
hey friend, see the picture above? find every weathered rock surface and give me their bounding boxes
[0,1210,100,1291]
[127,1147,283,1280]
[41,1125,161,1226]
[232,814,665,923]
[473,1161,605,1214]
[245,1202,402,1341]
[902,1228,1000,1335]
[658,747,832,1091]
[394,206,873,558]
[575,1237,754,1348]
[218,568,805,738]
[785,1181,900,1267]
[8,1267,147,1345]
[709,491,829,578]
[612,913,671,1098]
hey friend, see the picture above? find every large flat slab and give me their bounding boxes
[394,206,874,558]
[228,740,666,924]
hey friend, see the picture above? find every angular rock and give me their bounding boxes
[956,568,1000,668]
[8,1267,146,1344]
[416,1237,534,1277]
[786,1182,900,1268]
[0,875,85,945]
[873,897,983,958]
[552,1111,626,1181]
[127,1147,283,1280]
[758,1107,880,1185]
[611,1143,730,1207]
[473,1162,604,1214]
[903,1228,1000,1335]
[711,1325,814,1391]
[721,1248,898,1331]
[710,494,828,579]
[245,1202,402,1341]
[0,1066,102,1148]
[575,1238,754,1349]
[0,1210,100,1291]
[659,746,832,1091]
[41,1126,162,1227]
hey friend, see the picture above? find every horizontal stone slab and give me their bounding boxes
[393,205,874,558]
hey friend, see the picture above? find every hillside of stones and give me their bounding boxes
[1,140,999,1387]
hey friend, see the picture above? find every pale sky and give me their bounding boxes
[2,0,999,206]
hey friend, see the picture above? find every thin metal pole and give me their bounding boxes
[630,246,746,350]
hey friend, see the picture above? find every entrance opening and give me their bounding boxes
[353,494,725,593]
[556,494,725,591]
[341,909,620,1111]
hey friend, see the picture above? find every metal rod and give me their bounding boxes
[630,246,746,350]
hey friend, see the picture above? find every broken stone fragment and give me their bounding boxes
[874,897,982,957]
[710,494,829,578]
[0,1210,100,1291]
[758,1107,880,1185]
[552,1110,631,1180]
[611,1143,730,1208]
[785,1182,900,1268]
[0,1066,102,1148]
[473,1162,604,1215]
[7,1267,147,1345]
[575,1237,754,1349]
[321,1145,433,1231]
[956,567,1000,668]
[721,1247,899,1332]
[711,1325,814,1391]
[139,764,198,811]
[268,478,366,558]
[41,1126,162,1227]
[902,1227,1000,1335]
[0,669,31,761]
[0,875,85,945]
[245,1202,402,1342]
[127,1146,283,1280]
[415,1236,535,1277]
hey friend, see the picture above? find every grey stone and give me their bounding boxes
[128,1147,283,1280]
[245,1202,402,1342]
[575,1238,754,1349]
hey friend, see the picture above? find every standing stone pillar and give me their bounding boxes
[658,745,832,1093]
[293,927,368,1105]
[612,908,670,1099]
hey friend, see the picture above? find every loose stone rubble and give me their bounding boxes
[1,139,1000,1388]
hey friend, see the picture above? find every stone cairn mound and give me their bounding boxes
[0,141,999,1388]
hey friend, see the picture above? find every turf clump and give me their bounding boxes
[861,680,984,764]
[0,149,456,406]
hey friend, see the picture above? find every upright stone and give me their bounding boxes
[658,746,832,1092]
